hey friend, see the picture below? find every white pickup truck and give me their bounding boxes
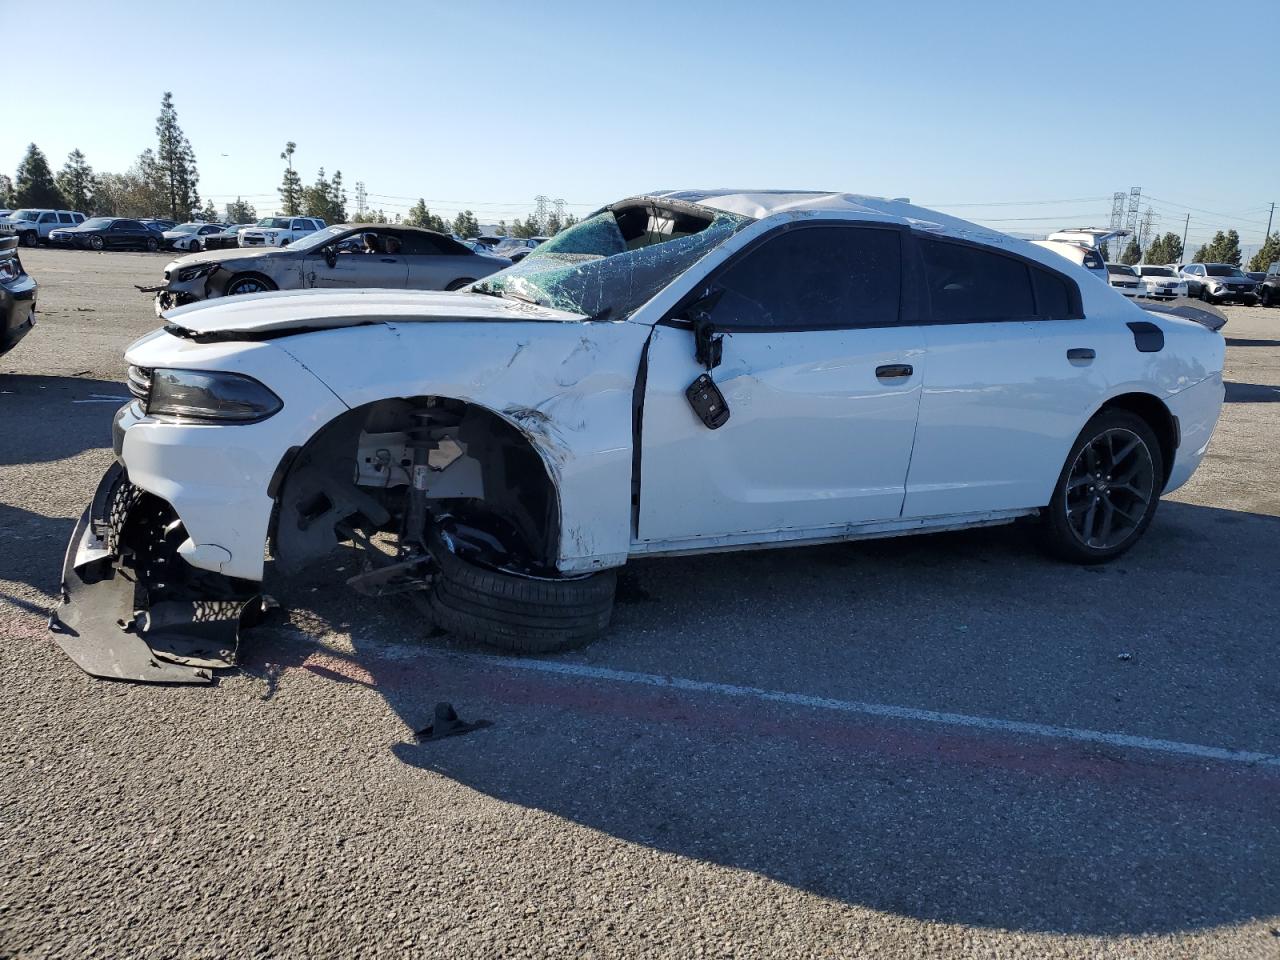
[237,216,325,248]
[4,209,87,246]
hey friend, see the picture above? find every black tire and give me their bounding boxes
[225,273,277,296]
[1200,286,1215,304]
[21,231,38,248]
[89,235,104,251]
[445,277,476,291]
[1261,288,1274,308]
[146,236,159,252]
[1040,409,1163,564]
[428,538,616,654]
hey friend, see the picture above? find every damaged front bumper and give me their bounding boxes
[49,463,266,684]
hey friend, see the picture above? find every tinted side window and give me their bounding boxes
[921,239,1035,323]
[117,220,143,230]
[39,212,57,222]
[58,213,73,223]
[1032,267,1073,319]
[709,226,901,330]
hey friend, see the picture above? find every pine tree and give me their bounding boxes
[496,220,508,237]
[1119,238,1142,266]
[0,174,12,208]
[278,142,303,215]
[56,149,96,212]
[451,209,479,238]
[1144,232,1183,266]
[329,170,347,223]
[14,144,65,208]
[198,200,218,221]
[224,197,257,224]
[1248,233,1280,273]
[1194,230,1243,266]
[155,93,199,220]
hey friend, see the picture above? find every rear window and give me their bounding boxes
[1081,251,1103,270]
[1139,267,1174,277]
[921,239,1035,323]
[1031,268,1074,319]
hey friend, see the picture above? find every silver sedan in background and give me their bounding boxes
[146,224,512,313]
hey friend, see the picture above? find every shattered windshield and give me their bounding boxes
[470,203,752,320]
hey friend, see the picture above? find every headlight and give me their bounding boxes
[0,260,19,282]
[147,369,282,423]
[176,263,217,283]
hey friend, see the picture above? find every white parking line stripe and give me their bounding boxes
[449,653,1280,768]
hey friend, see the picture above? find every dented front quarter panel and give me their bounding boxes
[276,319,652,572]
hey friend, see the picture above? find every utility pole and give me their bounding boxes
[1266,201,1275,241]
[1181,213,1190,259]
[533,195,549,234]
[354,181,367,220]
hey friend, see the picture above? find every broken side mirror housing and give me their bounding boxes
[323,245,337,269]
[684,288,724,371]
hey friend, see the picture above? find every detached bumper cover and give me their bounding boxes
[49,464,265,685]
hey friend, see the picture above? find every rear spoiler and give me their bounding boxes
[1140,298,1227,333]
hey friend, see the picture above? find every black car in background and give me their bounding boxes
[47,217,160,252]
[141,218,177,234]
[0,228,37,355]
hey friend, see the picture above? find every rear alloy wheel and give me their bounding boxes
[89,235,105,251]
[146,236,159,252]
[226,274,274,296]
[1041,410,1163,563]
[21,231,38,248]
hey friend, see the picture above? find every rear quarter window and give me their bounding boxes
[921,239,1035,323]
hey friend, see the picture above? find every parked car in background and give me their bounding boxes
[493,235,549,262]
[0,224,37,355]
[1256,263,1280,307]
[1104,263,1143,297]
[1178,263,1258,304]
[162,222,228,252]
[1244,270,1267,283]
[141,219,177,234]
[1135,265,1188,299]
[4,209,86,246]
[48,217,161,251]
[145,223,511,313]
[1030,239,1109,285]
[201,224,244,250]
[56,190,1228,684]
[238,216,325,248]
[473,235,503,248]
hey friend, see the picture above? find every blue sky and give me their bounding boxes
[10,0,1278,251]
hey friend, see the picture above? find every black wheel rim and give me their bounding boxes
[1064,427,1155,550]
[229,279,265,295]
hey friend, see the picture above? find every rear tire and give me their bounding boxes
[1040,409,1163,564]
[146,236,159,252]
[427,538,616,654]
[89,235,104,251]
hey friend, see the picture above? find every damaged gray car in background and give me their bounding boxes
[141,224,510,314]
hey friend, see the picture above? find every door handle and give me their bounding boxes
[1067,348,1096,361]
[875,363,913,380]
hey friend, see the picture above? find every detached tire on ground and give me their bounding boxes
[428,540,616,654]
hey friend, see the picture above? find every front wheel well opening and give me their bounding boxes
[1097,392,1177,488]
[268,396,562,577]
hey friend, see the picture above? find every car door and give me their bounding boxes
[901,236,1113,519]
[403,233,471,289]
[636,222,926,546]
[107,220,135,248]
[312,234,408,288]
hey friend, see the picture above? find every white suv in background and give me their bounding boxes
[4,209,86,246]
[1135,265,1187,300]
[1029,239,1109,285]
[237,216,325,248]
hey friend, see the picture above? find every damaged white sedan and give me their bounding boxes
[50,190,1226,684]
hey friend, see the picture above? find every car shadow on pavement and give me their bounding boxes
[248,499,1280,937]
[0,373,128,465]
[1224,380,1280,402]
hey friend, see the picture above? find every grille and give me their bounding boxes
[127,365,152,409]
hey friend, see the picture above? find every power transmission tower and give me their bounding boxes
[533,195,549,233]
[1124,187,1142,235]
[552,198,566,224]
[1109,192,1127,231]
[354,181,367,219]
[1138,207,1158,249]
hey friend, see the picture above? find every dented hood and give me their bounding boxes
[165,246,282,271]
[162,288,587,341]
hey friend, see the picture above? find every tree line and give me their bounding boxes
[1097,228,1275,272]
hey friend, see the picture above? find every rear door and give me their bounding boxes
[403,233,473,289]
[901,236,1110,518]
[637,222,926,545]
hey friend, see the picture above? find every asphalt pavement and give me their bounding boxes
[2,248,1279,959]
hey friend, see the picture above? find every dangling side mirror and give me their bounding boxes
[684,288,724,371]
[323,245,337,269]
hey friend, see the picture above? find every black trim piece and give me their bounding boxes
[267,445,303,498]
[1126,321,1165,353]
[629,331,653,538]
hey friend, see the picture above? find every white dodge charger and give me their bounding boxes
[51,190,1226,684]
